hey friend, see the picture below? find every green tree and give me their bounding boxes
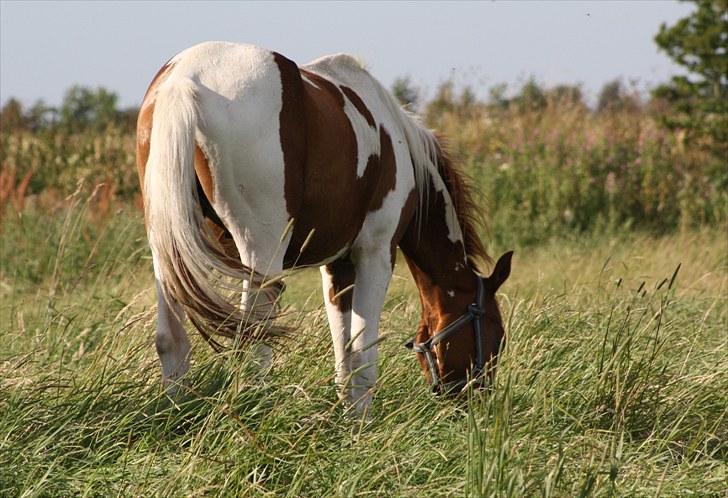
[60,85,120,132]
[515,78,546,111]
[425,81,456,125]
[596,79,639,114]
[27,100,57,131]
[488,83,510,110]
[547,84,585,107]
[652,0,727,148]
[391,76,419,109]
[425,81,482,125]
[0,98,27,132]
[117,106,140,132]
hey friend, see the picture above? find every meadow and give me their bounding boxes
[0,96,726,496]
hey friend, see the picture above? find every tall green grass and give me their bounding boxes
[430,102,727,248]
[1,202,725,496]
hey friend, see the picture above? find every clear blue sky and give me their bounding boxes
[1,1,693,108]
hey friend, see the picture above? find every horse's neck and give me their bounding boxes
[399,193,478,324]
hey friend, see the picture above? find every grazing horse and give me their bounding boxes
[136,42,512,412]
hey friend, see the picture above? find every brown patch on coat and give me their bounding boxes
[325,255,356,312]
[340,85,376,128]
[367,127,396,213]
[192,145,239,265]
[193,146,214,203]
[283,69,396,267]
[283,69,352,267]
[193,145,228,230]
[400,186,469,288]
[272,52,306,219]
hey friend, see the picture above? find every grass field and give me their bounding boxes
[1,84,726,496]
[1,196,725,496]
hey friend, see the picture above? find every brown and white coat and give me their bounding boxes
[137,42,511,412]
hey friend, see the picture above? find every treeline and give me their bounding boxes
[0,76,698,135]
[394,77,644,115]
[0,85,138,134]
[0,77,649,135]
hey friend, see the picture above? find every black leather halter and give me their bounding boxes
[404,277,486,393]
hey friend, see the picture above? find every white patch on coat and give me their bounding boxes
[341,91,379,178]
[430,173,463,243]
[143,42,293,361]
[301,73,319,89]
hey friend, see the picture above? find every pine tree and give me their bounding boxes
[652,0,727,151]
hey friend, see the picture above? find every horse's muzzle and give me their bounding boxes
[431,375,485,396]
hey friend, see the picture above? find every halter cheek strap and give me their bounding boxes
[404,277,486,393]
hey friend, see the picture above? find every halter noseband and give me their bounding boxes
[404,277,487,393]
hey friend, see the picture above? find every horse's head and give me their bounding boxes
[406,251,513,394]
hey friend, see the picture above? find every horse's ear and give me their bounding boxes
[485,251,513,293]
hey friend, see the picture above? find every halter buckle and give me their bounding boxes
[467,302,485,318]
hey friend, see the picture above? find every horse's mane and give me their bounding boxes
[432,140,492,273]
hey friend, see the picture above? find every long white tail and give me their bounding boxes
[144,77,284,349]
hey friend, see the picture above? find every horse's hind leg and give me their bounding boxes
[153,276,191,392]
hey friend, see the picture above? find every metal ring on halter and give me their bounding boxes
[404,277,486,393]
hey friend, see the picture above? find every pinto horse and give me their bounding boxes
[136,42,512,412]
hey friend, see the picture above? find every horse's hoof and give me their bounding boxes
[161,377,186,398]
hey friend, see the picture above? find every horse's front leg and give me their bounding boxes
[154,279,191,393]
[321,257,356,401]
[349,248,393,413]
